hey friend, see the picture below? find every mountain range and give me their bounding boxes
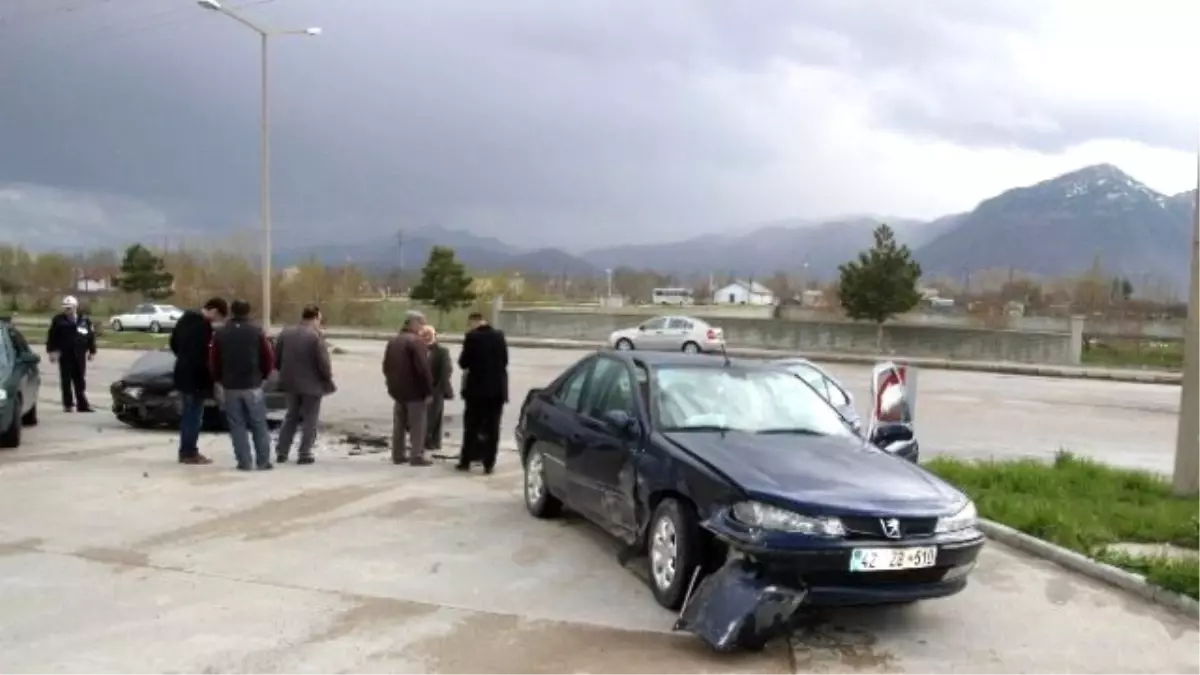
[2,164,1195,291]
[277,164,1196,290]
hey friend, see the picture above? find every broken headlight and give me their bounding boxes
[123,386,144,399]
[935,501,977,533]
[731,501,845,536]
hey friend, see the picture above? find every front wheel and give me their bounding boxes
[524,446,562,518]
[21,402,37,427]
[647,498,704,610]
[615,338,634,351]
[149,321,161,333]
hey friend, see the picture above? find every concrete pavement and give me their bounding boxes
[1,343,1193,672]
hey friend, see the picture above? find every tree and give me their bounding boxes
[409,246,476,317]
[117,244,174,299]
[836,224,923,349]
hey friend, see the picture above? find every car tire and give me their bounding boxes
[21,402,37,427]
[681,341,700,354]
[111,320,123,332]
[647,498,704,610]
[615,338,634,351]
[0,396,22,448]
[149,321,161,333]
[523,445,562,519]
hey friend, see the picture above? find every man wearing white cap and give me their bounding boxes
[45,295,97,412]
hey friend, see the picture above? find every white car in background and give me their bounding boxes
[608,315,725,354]
[109,303,183,334]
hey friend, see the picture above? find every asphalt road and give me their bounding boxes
[0,342,1193,672]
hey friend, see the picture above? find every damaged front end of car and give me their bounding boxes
[672,503,821,653]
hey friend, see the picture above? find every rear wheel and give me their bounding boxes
[111,319,123,332]
[681,341,700,354]
[0,396,23,448]
[524,446,562,518]
[21,402,37,427]
[647,498,705,610]
[149,320,161,333]
[615,338,634,351]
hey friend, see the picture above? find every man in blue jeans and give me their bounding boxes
[209,299,276,471]
[169,297,229,465]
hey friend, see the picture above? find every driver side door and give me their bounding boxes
[635,316,669,351]
[567,356,641,540]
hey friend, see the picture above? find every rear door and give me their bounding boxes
[129,304,151,330]
[663,317,693,351]
[7,327,39,409]
[531,358,596,498]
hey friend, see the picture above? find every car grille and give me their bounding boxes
[802,567,951,587]
[841,516,937,540]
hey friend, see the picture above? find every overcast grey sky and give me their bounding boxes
[1,0,1197,250]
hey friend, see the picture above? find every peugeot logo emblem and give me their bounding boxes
[880,518,902,539]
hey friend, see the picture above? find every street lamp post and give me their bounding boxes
[197,0,320,326]
[605,268,613,298]
[1173,150,1200,496]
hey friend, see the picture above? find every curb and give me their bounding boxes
[978,519,1199,619]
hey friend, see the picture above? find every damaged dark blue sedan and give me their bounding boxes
[514,351,983,651]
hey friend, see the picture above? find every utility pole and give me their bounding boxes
[1172,157,1199,496]
[396,229,405,273]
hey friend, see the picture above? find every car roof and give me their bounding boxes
[600,349,772,371]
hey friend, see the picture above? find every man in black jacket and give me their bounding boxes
[456,312,508,474]
[45,295,97,413]
[210,299,276,471]
[169,297,228,465]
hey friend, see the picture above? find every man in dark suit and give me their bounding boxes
[274,304,336,465]
[169,297,229,465]
[457,312,508,474]
[45,295,97,413]
[419,325,454,451]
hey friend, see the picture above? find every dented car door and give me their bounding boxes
[567,356,641,540]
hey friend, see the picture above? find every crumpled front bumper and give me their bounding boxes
[672,506,985,652]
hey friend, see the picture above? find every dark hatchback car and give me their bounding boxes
[110,347,286,430]
[514,351,982,650]
[0,319,41,448]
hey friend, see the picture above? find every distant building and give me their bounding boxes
[712,280,776,306]
[74,267,118,293]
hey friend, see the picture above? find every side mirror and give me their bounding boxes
[868,362,915,428]
[602,409,639,437]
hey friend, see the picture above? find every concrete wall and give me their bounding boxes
[497,309,1080,365]
[775,306,1184,341]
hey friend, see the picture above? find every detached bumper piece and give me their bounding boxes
[673,558,807,653]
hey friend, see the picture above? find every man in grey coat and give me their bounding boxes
[274,304,336,465]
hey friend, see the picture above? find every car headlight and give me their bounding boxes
[935,501,977,533]
[731,501,845,536]
[0,389,7,401]
[125,386,143,399]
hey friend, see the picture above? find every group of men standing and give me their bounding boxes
[47,294,509,473]
[170,297,335,470]
[382,310,509,474]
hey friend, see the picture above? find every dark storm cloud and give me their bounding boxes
[0,0,1186,249]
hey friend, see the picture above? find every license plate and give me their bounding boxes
[849,546,937,572]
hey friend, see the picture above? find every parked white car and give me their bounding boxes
[608,315,725,354]
[109,303,183,333]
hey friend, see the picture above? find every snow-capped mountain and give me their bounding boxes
[914,164,1193,287]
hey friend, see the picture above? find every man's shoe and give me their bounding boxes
[236,464,253,472]
[409,457,433,467]
[453,463,470,472]
[180,455,214,465]
[483,464,495,475]
[63,406,73,413]
[257,463,274,471]
[276,455,289,464]
[297,456,315,465]
[76,406,95,413]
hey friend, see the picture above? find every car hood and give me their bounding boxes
[121,349,175,384]
[662,431,963,517]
